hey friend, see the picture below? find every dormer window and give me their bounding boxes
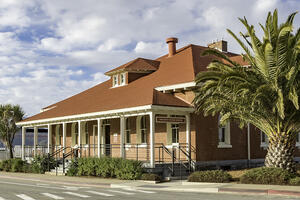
[113,75,118,87]
[120,73,126,86]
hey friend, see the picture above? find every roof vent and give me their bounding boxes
[166,37,178,57]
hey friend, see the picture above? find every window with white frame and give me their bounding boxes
[171,124,179,144]
[120,73,126,86]
[260,131,268,147]
[218,115,231,148]
[113,75,118,87]
[140,116,147,143]
[125,118,131,144]
[296,132,300,146]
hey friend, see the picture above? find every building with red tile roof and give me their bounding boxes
[17,38,300,175]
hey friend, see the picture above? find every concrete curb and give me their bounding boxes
[219,188,300,197]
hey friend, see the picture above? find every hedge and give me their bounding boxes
[140,173,162,182]
[67,157,143,180]
[240,167,296,185]
[188,170,232,183]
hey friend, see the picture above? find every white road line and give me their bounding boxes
[86,191,115,197]
[122,188,156,194]
[63,192,90,198]
[0,197,6,200]
[107,190,135,195]
[41,193,64,200]
[16,194,35,200]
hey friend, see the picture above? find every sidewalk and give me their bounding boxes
[112,180,300,197]
[1,172,300,197]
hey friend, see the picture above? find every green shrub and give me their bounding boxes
[2,159,13,172]
[240,167,296,185]
[31,155,56,174]
[115,159,143,180]
[95,157,114,178]
[68,157,143,180]
[0,161,3,171]
[0,158,28,172]
[11,159,26,172]
[289,177,300,185]
[188,170,232,183]
[140,173,162,182]
[66,159,78,176]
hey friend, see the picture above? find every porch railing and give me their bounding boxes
[23,143,196,167]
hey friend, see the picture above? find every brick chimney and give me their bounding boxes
[208,40,227,52]
[166,37,178,57]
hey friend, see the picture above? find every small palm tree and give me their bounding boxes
[0,104,25,158]
[193,10,300,172]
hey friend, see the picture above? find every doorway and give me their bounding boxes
[104,125,111,156]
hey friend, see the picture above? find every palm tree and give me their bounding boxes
[0,104,25,158]
[193,10,300,172]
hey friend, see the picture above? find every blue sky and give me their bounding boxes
[0,0,299,117]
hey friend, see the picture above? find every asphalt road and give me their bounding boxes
[0,177,298,200]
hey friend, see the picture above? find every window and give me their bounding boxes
[85,122,89,145]
[217,115,231,148]
[260,131,268,147]
[140,116,147,143]
[120,73,126,86]
[55,125,62,146]
[125,118,131,144]
[171,124,179,143]
[296,132,300,146]
[113,75,118,87]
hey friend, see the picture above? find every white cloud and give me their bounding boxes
[0,0,299,117]
[134,41,166,55]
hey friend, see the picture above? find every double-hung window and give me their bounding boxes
[120,73,126,86]
[260,131,268,148]
[171,124,179,144]
[113,75,118,87]
[140,116,147,143]
[217,115,231,148]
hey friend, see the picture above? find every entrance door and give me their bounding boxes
[105,125,111,156]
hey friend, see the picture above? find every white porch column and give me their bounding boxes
[97,119,101,158]
[78,121,81,157]
[33,126,38,157]
[149,112,155,168]
[21,127,26,160]
[186,114,191,153]
[47,124,52,154]
[62,122,66,153]
[120,117,125,158]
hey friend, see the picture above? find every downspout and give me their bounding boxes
[247,123,251,167]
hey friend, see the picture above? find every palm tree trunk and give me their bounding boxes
[264,133,296,172]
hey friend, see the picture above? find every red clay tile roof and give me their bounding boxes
[105,58,160,75]
[21,44,245,123]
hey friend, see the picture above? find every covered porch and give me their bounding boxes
[19,105,194,168]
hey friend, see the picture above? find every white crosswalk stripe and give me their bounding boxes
[16,194,35,200]
[107,189,135,195]
[41,193,64,199]
[63,192,90,198]
[122,188,156,194]
[86,190,115,197]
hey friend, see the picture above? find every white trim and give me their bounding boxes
[217,143,232,148]
[17,105,194,127]
[155,81,196,93]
